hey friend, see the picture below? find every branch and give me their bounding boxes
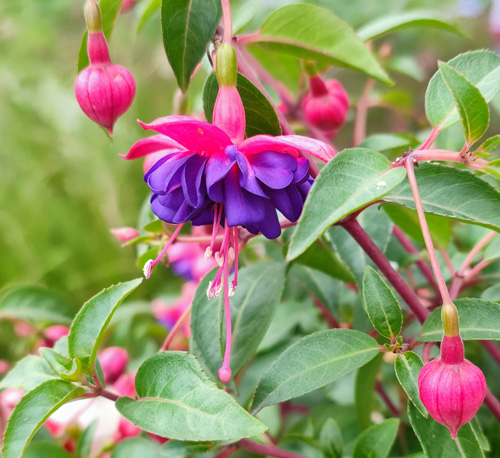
[238,439,307,458]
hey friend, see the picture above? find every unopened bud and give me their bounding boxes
[99,346,128,384]
[110,227,140,243]
[44,325,70,347]
[302,77,349,134]
[418,335,486,438]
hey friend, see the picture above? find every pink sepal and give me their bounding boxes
[121,134,184,160]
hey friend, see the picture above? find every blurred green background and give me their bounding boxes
[0,0,497,308]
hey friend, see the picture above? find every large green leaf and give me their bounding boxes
[384,163,500,231]
[362,266,403,339]
[352,418,399,458]
[110,437,163,458]
[25,443,73,458]
[357,11,460,42]
[438,62,489,145]
[191,263,286,381]
[408,403,484,458]
[136,0,161,34]
[203,72,281,137]
[68,278,142,371]
[418,298,500,341]
[251,329,379,413]
[287,148,406,260]
[77,0,125,72]
[161,0,221,92]
[2,380,84,458]
[425,50,500,131]
[255,4,392,85]
[115,352,267,441]
[355,353,382,428]
[0,286,73,324]
[0,355,57,392]
[394,352,428,417]
[160,440,216,456]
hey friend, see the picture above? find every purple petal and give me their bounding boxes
[269,186,304,222]
[249,151,296,189]
[206,152,236,201]
[255,203,282,239]
[146,154,190,195]
[182,155,207,208]
[235,151,267,198]
[292,157,310,184]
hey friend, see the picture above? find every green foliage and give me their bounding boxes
[288,148,406,260]
[191,263,286,380]
[357,11,461,42]
[251,329,379,413]
[354,353,383,428]
[2,380,85,458]
[76,421,98,458]
[39,347,83,381]
[110,437,163,458]
[394,352,428,416]
[362,266,403,339]
[419,298,500,341]
[203,72,281,137]
[68,278,142,371]
[408,403,484,458]
[0,355,57,392]
[352,418,399,458]
[116,352,267,441]
[161,0,221,92]
[255,4,392,84]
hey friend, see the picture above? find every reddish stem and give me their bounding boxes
[392,226,440,300]
[213,447,237,458]
[313,297,341,328]
[353,78,375,145]
[238,439,307,458]
[418,127,440,150]
[376,381,401,417]
[481,340,500,366]
[484,390,500,423]
[160,305,191,352]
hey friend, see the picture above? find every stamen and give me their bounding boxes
[207,203,223,258]
[232,227,239,289]
[143,223,185,279]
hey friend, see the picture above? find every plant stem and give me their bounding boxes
[160,305,191,352]
[418,127,440,150]
[213,447,237,458]
[392,226,440,300]
[312,297,341,328]
[353,78,375,145]
[484,390,500,423]
[238,439,307,458]
[376,381,401,417]
[341,218,430,323]
[481,340,500,366]
[220,0,232,44]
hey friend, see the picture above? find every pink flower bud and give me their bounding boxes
[114,373,136,397]
[302,77,349,134]
[75,1,136,135]
[418,335,486,438]
[99,347,128,384]
[110,227,140,243]
[44,325,70,347]
[117,417,141,439]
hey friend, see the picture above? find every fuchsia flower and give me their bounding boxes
[75,0,135,135]
[123,42,335,383]
[418,335,486,438]
[302,76,349,135]
[110,227,141,244]
[99,347,129,384]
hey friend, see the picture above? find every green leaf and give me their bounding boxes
[353,418,399,458]
[251,329,379,413]
[418,298,500,341]
[394,352,428,417]
[2,380,84,458]
[39,347,83,382]
[110,437,163,458]
[470,417,490,452]
[0,286,73,324]
[319,418,343,458]
[475,135,500,155]
[425,50,500,131]
[77,0,125,72]
[203,72,281,137]
[359,133,417,153]
[116,352,267,441]
[255,4,392,85]
[408,403,484,458]
[357,11,460,42]
[160,440,215,456]
[384,163,500,231]
[355,353,383,428]
[25,442,73,458]
[161,0,221,92]
[191,263,286,380]
[0,356,57,392]
[136,0,161,34]
[362,267,403,339]
[77,421,98,458]
[287,148,406,260]
[68,278,143,371]
[438,62,489,145]
[383,204,451,248]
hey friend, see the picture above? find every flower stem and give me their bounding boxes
[237,439,307,458]
[160,305,191,352]
[220,0,232,44]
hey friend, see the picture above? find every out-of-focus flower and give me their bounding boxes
[99,347,129,384]
[43,325,70,347]
[110,227,140,244]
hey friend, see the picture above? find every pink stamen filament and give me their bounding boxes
[144,223,185,279]
[232,226,239,288]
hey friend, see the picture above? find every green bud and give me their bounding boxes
[442,302,460,337]
[84,0,103,33]
[216,43,238,87]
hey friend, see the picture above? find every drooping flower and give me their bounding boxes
[75,0,136,135]
[123,42,335,383]
[302,76,349,136]
[418,335,486,438]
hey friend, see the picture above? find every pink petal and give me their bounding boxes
[121,134,184,160]
[239,134,336,163]
[138,116,232,155]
